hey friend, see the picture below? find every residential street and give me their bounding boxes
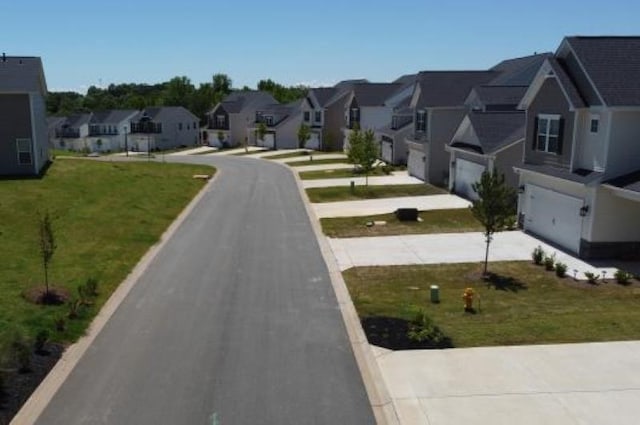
[35,156,374,424]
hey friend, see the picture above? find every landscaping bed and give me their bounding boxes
[0,159,214,423]
[344,262,640,349]
[321,209,482,237]
[306,184,445,203]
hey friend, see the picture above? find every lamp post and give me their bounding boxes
[123,125,129,157]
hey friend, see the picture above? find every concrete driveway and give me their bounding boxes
[313,195,471,218]
[378,341,640,425]
[328,230,618,278]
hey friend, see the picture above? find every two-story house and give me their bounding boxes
[516,36,640,259]
[249,99,305,149]
[129,107,199,151]
[51,113,91,151]
[304,87,338,150]
[86,110,139,152]
[317,79,368,151]
[204,91,277,147]
[446,54,551,199]
[405,71,498,186]
[0,55,49,176]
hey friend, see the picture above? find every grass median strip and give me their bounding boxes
[344,262,640,349]
[287,158,349,167]
[299,167,388,180]
[321,209,482,237]
[307,184,445,203]
[0,159,214,343]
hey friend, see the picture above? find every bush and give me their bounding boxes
[532,246,545,265]
[85,277,99,297]
[584,271,600,284]
[615,269,634,285]
[11,333,32,373]
[504,215,517,230]
[54,316,66,332]
[68,298,82,319]
[555,262,568,278]
[407,309,445,344]
[544,254,556,271]
[34,329,50,354]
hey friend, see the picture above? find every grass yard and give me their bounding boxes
[321,209,482,237]
[261,150,339,160]
[306,184,446,203]
[0,159,214,344]
[50,149,87,158]
[344,262,640,349]
[299,167,390,180]
[287,158,349,167]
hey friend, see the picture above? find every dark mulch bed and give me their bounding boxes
[0,343,64,425]
[361,316,453,350]
[22,286,70,305]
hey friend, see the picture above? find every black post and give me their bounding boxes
[124,126,129,157]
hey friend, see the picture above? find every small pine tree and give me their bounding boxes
[470,171,516,276]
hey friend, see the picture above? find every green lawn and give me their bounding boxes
[344,262,640,348]
[299,167,390,180]
[321,209,482,237]
[0,159,214,344]
[287,158,349,167]
[261,150,339,160]
[51,149,86,158]
[306,184,446,203]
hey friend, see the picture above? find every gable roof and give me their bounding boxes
[452,111,525,155]
[308,87,338,107]
[563,36,640,106]
[490,53,553,86]
[351,83,403,107]
[0,56,47,94]
[415,71,498,108]
[518,57,586,110]
[468,85,529,107]
[134,106,199,122]
[213,91,277,114]
[89,109,138,124]
[65,113,92,128]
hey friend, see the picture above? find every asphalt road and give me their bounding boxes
[35,156,374,424]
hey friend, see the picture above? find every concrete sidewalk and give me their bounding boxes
[167,146,217,156]
[245,148,307,158]
[313,194,470,218]
[277,153,348,163]
[378,341,640,425]
[205,146,267,156]
[303,172,423,188]
[293,163,355,172]
[328,230,618,278]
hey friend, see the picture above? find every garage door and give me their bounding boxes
[381,141,393,163]
[524,185,583,254]
[407,147,425,180]
[305,133,320,150]
[454,159,486,200]
[259,133,275,149]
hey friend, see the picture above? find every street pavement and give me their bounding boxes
[328,230,619,278]
[313,194,471,218]
[35,156,374,424]
[378,341,640,425]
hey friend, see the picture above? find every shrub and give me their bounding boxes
[407,309,444,344]
[54,316,66,332]
[381,164,393,175]
[544,254,556,271]
[504,215,517,230]
[584,271,600,284]
[85,277,99,297]
[34,329,50,354]
[11,333,32,373]
[532,246,545,265]
[615,269,634,285]
[555,262,568,278]
[68,298,82,319]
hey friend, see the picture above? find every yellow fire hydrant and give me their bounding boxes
[462,287,475,311]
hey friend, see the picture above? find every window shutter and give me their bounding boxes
[557,117,565,154]
[532,117,539,150]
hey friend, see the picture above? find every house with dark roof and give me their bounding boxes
[515,36,640,259]
[51,110,138,153]
[341,82,405,151]
[128,106,199,151]
[204,91,278,147]
[303,87,340,150]
[0,55,50,176]
[247,99,306,149]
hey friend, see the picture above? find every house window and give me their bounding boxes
[349,108,360,128]
[194,121,197,129]
[16,139,32,165]
[216,115,226,127]
[315,111,321,122]
[178,123,183,131]
[265,116,274,126]
[416,110,426,132]
[536,114,561,154]
[187,124,190,130]
[304,111,310,122]
[392,116,398,130]
[590,117,599,133]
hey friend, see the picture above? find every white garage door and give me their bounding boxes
[407,147,425,181]
[259,133,275,149]
[305,133,320,150]
[524,185,583,254]
[454,159,486,200]
[381,141,393,163]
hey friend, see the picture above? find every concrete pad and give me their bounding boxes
[247,148,307,158]
[313,194,470,218]
[329,231,619,278]
[293,163,355,172]
[206,146,267,156]
[378,342,640,425]
[303,172,423,188]
[167,146,217,156]
[276,153,348,163]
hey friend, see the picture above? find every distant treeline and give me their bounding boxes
[46,74,309,123]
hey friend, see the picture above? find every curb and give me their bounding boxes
[10,169,220,425]
[285,161,400,425]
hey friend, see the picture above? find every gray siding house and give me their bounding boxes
[0,55,49,176]
[515,36,640,259]
[249,99,305,149]
[51,110,138,153]
[129,107,199,151]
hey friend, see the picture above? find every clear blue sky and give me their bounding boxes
[5,0,639,93]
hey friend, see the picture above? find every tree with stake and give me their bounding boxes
[470,170,516,277]
[297,123,311,149]
[39,211,56,302]
[217,130,224,148]
[256,122,267,148]
[348,128,379,186]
